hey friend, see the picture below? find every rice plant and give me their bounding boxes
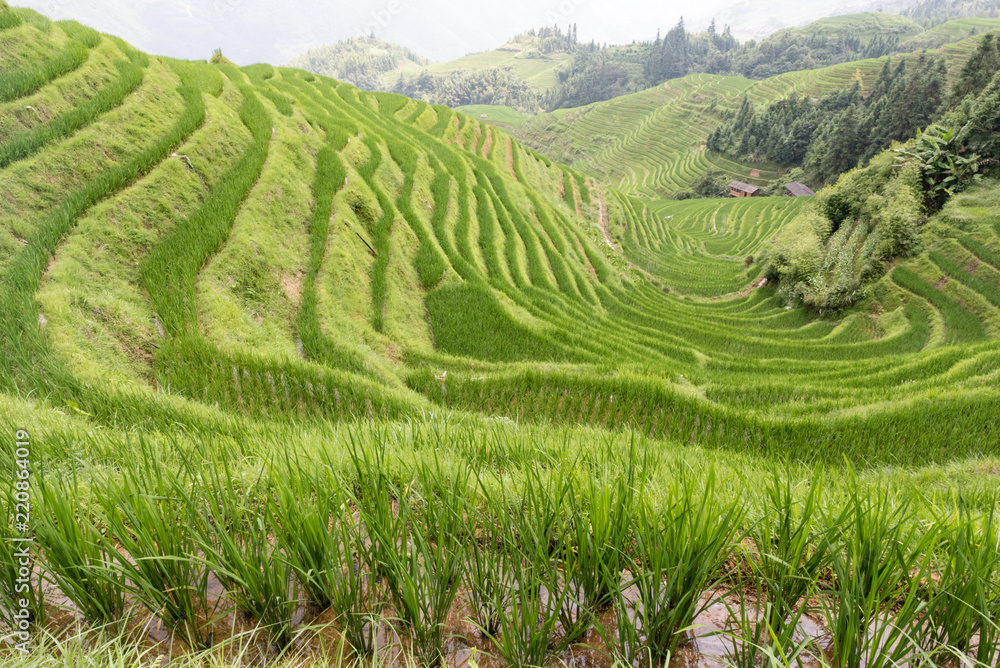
[34,474,128,628]
[726,469,830,666]
[0,488,45,631]
[379,458,467,667]
[269,454,382,658]
[460,501,515,639]
[919,500,1000,665]
[820,484,941,668]
[193,459,299,650]
[488,547,568,668]
[565,455,638,611]
[96,442,214,650]
[627,469,742,660]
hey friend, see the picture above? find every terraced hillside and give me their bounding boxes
[1,5,999,469]
[510,27,997,196]
[2,7,1000,666]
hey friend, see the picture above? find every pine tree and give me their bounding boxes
[820,106,861,179]
[953,33,1000,101]
[966,68,1000,158]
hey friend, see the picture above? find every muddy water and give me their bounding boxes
[16,576,838,668]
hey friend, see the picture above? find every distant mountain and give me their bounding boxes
[904,0,1000,26]
[711,0,919,40]
[285,12,935,113]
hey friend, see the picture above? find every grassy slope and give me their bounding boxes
[508,25,999,196]
[0,10,997,472]
[782,11,922,40]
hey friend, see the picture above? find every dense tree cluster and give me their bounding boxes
[707,55,948,184]
[505,24,580,56]
[392,67,540,111]
[285,36,428,91]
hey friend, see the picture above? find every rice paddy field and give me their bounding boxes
[509,22,1000,197]
[1,5,999,667]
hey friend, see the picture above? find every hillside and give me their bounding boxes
[389,27,576,93]
[0,1,997,470]
[507,27,995,195]
[2,5,1000,666]
[284,36,429,91]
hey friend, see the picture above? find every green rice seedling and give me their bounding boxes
[820,484,941,668]
[492,463,586,658]
[268,454,383,658]
[488,544,568,668]
[919,500,1000,665]
[193,459,299,650]
[345,438,407,578]
[379,458,467,667]
[628,468,742,660]
[97,442,213,650]
[268,457,341,610]
[34,474,128,628]
[724,565,817,668]
[566,456,638,611]
[728,469,829,665]
[461,501,514,639]
[327,512,384,658]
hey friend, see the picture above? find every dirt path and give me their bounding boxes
[471,122,481,154]
[482,126,492,159]
[739,277,767,297]
[597,191,615,251]
[506,137,517,180]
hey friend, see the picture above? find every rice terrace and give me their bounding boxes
[1,0,1000,666]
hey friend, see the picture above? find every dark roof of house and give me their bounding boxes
[785,182,816,196]
[728,180,760,194]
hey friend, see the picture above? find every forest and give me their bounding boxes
[708,33,999,186]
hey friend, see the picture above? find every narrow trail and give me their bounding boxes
[597,190,642,274]
[597,191,614,251]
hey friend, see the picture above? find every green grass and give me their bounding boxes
[455,103,529,127]
[0,33,88,103]
[392,48,571,93]
[0,11,999,666]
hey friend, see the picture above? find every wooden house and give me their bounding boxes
[784,182,816,197]
[728,181,760,197]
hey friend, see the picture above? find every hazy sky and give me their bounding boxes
[13,0,898,64]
